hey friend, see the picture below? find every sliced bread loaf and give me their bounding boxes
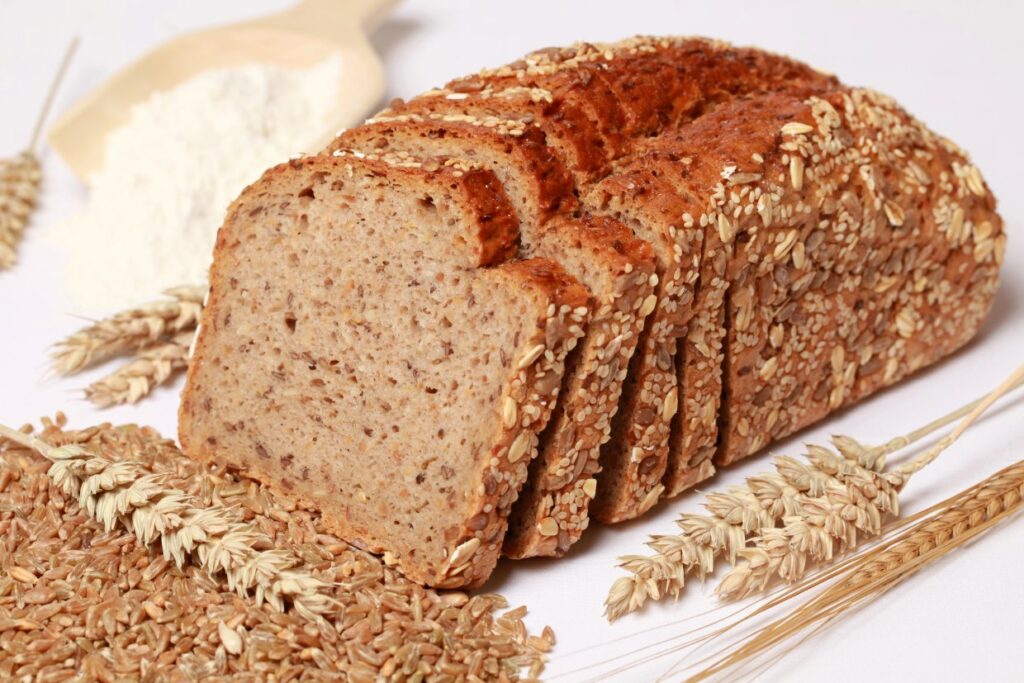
[179,152,589,587]
[182,37,1004,589]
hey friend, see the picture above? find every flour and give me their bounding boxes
[51,55,344,312]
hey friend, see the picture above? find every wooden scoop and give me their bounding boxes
[48,0,396,182]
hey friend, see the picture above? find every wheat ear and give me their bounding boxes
[0,153,42,269]
[84,330,193,407]
[0,38,77,269]
[606,363,1024,620]
[687,459,1024,682]
[52,285,205,374]
[0,422,331,621]
[717,363,1024,599]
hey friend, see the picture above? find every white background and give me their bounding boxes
[2,1,1022,680]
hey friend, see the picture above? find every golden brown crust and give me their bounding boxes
[450,59,629,159]
[389,85,612,184]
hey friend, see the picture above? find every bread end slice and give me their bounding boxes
[179,154,588,587]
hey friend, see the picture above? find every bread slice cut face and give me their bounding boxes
[179,153,589,587]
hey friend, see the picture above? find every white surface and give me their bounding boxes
[1,1,1022,681]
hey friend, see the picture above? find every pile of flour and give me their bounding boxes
[52,55,344,311]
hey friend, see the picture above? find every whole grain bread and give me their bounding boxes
[182,36,1004,587]
[179,153,589,587]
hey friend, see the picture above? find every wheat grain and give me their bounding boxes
[52,285,205,374]
[84,330,192,407]
[0,421,332,623]
[0,419,551,679]
[607,363,1024,620]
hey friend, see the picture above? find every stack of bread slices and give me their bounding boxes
[180,37,1004,588]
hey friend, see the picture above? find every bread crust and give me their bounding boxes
[330,115,577,225]
[391,85,613,184]
[583,169,700,522]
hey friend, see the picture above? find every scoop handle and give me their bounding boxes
[260,0,399,39]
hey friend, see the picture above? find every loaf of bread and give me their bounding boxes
[180,36,1004,587]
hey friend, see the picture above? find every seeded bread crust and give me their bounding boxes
[704,88,1004,465]
[179,153,589,588]
[387,86,612,185]
[456,36,839,150]
[583,169,701,522]
[451,57,630,159]
[503,215,657,557]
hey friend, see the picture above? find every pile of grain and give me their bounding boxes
[0,415,551,681]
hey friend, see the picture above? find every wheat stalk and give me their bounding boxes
[0,38,77,270]
[0,421,331,621]
[606,364,1024,620]
[52,284,205,374]
[84,330,192,407]
[0,152,42,269]
[686,459,1024,682]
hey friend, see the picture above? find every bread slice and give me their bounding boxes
[503,215,655,557]
[178,152,589,588]
[328,118,660,556]
[583,168,701,522]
